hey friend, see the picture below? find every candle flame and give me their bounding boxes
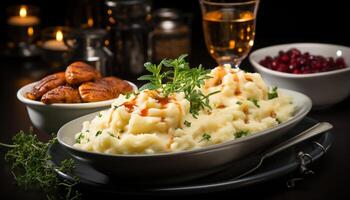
[19,6,27,17]
[104,39,110,46]
[56,30,63,41]
[87,17,94,27]
[27,27,34,36]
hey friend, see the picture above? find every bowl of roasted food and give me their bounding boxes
[249,43,350,109]
[17,61,137,133]
[58,56,311,183]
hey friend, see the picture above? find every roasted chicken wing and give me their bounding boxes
[26,72,66,100]
[79,77,133,102]
[101,76,133,95]
[65,62,101,85]
[41,86,81,104]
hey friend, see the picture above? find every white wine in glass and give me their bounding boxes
[200,0,259,68]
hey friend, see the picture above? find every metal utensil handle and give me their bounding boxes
[263,122,333,159]
[233,122,332,180]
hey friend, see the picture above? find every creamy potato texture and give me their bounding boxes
[74,66,294,154]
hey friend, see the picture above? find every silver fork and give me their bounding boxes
[233,122,333,180]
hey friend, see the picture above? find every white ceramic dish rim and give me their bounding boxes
[58,88,312,158]
[17,81,138,109]
[249,43,350,78]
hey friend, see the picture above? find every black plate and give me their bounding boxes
[49,117,332,195]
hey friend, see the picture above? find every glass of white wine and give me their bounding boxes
[200,0,259,68]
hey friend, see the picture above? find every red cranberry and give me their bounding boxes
[276,63,289,72]
[303,52,310,58]
[336,57,346,68]
[280,54,290,63]
[292,69,302,74]
[311,61,322,70]
[288,48,301,58]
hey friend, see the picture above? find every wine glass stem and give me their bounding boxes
[217,59,241,69]
[233,60,241,69]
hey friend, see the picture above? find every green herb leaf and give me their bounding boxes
[75,133,84,144]
[268,86,278,100]
[236,101,242,105]
[124,92,134,99]
[95,130,102,137]
[199,133,211,142]
[184,120,191,127]
[139,83,159,91]
[276,118,282,124]
[235,130,249,138]
[137,74,155,81]
[98,113,102,117]
[248,98,260,108]
[108,132,116,138]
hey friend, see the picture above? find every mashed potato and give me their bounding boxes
[74,66,294,154]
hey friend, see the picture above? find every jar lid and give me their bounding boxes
[153,8,183,22]
[110,0,151,19]
[71,29,107,39]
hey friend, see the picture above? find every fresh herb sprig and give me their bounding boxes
[0,130,81,200]
[138,55,218,118]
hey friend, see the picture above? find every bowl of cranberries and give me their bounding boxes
[249,43,350,109]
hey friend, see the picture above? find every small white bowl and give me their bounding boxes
[249,43,350,109]
[17,81,137,133]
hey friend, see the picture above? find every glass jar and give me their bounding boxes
[66,0,104,29]
[151,8,191,63]
[110,0,152,79]
[65,29,113,76]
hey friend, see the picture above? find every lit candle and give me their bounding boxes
[42,30,69,51]
[87,17,94,27]
[7,6,40,26]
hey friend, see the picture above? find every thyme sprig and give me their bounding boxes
[0,130,81,200]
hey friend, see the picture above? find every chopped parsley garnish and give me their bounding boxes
[184,120,191,127]
[248,98,260,108]
[113,105,119,110]
[95,130,102,137]
[98,113,102,117]
[75,132,84,144]
[108,132,116,138]
[268,86,278,100]
[138,54,218,118]
[276,118,282,124]
[125,92,132,99]
[235,130,249,138]
[236,101,242,105]
[199,133,211,142]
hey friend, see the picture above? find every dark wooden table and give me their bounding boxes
[0,55,349,200]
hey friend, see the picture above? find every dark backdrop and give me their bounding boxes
[1,0,349,62]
